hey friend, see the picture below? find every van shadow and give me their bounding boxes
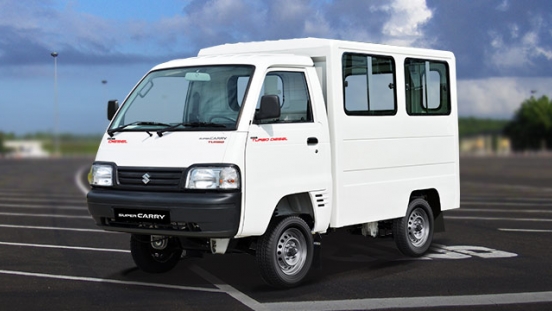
[105,229,448,296]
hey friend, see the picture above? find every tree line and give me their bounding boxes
[444,95,552,152]
[504,95,552,151]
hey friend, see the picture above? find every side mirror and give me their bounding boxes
[254,95,281,123]
[107,100,119,121]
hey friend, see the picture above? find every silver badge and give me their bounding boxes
[142,173,151,184]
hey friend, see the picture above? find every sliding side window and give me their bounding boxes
[404,58,450,115]
[342,53,396,116]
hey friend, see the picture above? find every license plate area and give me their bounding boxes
[114,208,171,224]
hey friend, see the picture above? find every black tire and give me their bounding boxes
[393,198,434,257]
[130,234,182,273]
[256,216,314,288]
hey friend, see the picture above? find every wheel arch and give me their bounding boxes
[272,192,315,229]
[410,188,445,232]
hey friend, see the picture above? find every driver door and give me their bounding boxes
[243,69,330,234]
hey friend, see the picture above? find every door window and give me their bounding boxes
[257,71,313,124]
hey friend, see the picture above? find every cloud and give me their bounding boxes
[381,0,433,46]
[496,0,510,12]
[0,0,159,68]
[458,77,552,119]
[149,0,320,51]
[4,0,552,83]
[1,0,438,70]
[486,13,552,74]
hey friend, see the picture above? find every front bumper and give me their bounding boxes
[87,189,241,237]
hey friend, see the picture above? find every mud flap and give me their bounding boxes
[434,212,445,232]
[313,233,322,268]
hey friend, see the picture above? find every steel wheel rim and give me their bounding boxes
[276,228,307,276]
[407,207,429,247]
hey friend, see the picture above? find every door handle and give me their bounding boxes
[307,137,318,145]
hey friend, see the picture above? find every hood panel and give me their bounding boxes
[95,131,234,167]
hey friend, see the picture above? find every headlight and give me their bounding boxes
[88,164,113,186]
[185,166,240,190]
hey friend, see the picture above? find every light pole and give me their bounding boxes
[102,80,107,103]
[51,52,59,156]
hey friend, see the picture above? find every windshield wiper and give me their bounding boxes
[156,122,226,137]
[107,121,171,137]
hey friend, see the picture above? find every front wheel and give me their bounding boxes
[256,216,314,288]
[393,198,434,257]
[130,234,182,273]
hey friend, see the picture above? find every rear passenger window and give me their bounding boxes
[342,53,396,115]
[405,59,450,115]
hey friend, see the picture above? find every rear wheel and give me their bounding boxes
[393,198,434,257]
[256,216,314,288]
[130,234,182,273]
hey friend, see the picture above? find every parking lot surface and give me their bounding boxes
[0,156,551,310]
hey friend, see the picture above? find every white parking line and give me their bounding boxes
[75,165,90,196]
[0,190,84,200]
[0,212,91,219]
[0,223,114,233]
[0,241,129,253]
[499,228,552,233]
[0,269,222,293]
[190,265,268,311]
[454,208,552,213]
[462,202,552,207]
[462,196,552,202]
[446,216,552,222]
[0,197,85,204]
[265,291,552,311]
[462,182,552,192]
[0,203,87,210]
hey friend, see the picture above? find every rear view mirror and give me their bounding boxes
[185,72,211,82]
[107,100,119,121]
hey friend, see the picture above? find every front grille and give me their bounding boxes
[116,167,185,191]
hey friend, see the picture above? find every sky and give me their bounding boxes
[1,0,552,135]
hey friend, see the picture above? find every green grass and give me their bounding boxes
[41,136,102,155]
[458,117,509,138]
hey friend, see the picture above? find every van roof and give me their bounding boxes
[151,53,314,71]
[199,37,454,60]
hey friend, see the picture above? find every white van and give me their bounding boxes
[87,38,460,288]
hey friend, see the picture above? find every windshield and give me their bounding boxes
[109,65,254,133]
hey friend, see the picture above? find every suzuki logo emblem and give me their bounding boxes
[142,173,151,184]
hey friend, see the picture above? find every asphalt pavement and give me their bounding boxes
[0,155,551,310]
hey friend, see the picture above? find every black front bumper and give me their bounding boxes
[87,189,241,237]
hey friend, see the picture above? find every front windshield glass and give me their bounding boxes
[110,65,254,132]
